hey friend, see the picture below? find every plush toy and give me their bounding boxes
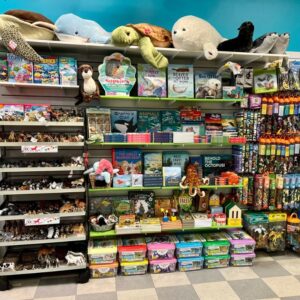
[251,33,279,53]
[217,21,254,52]
[172,15,224,60]
[54,14,111,44]
[111,23,172,69]
[270,33,290,54]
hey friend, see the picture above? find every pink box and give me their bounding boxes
[149,258,177,273]
[147,243,175,260]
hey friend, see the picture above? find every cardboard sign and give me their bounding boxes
[21,145,58,153]
[25,216,60,226]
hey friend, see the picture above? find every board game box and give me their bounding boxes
[59,57,77,85]
[163,151,189,172]
[111,110,137,133]
[112,148,142,174]
[129,191,155,217]
[7,53,33,83]
[168,64,194,98]
[195,70,222,98]
[137,64,167,97]
[33,56,59,84]
[143,152,163,176]
[137,111,161,132]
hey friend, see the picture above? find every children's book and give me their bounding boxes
[111,110,137,133]
[129,191,155,217]
[181,124,200,135]
[137,111,161,132]
[112,148,142,174]
[168,64,194,98]
[113,175,132,188]
[162,151,189,172]
[205,113,223,136]
[163,166,181,186]
[137,64,167,97]
[33,56,59,84]
[90,197,113,214]
[143,152,163,176]
[0,58,8,81]
[202,154,234,176]
[7,53,33,83]
[222,116,237,136]
[195,70,222,98]
[132,174,143,187]
[113,198,133,216]
[24,104,50,121]
[160,110,181,132]
[59,57,77,86]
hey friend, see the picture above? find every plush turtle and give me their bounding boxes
[111,23,172,69]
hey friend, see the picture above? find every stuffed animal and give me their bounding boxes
[172,16,224,60]
[251,33,279,53]
[111,23,172,69]
[78,64,100,102]
[217,21,254,52]
[270,33,290,54]
[55,13,111,44]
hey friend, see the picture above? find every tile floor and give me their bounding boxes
[3,251,300,300]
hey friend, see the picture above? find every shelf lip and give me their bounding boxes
[0,211,86,221]
[0,264,87,276]
[0,121,84,127]
[0,81,79,89]
[0,142,84,147]
[89,142,245,147]
[0,166,85,173]
[0,188,85,195]
[0,235,86,246]
[89,185,242,193]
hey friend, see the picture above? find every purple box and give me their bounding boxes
[226,230,256,254]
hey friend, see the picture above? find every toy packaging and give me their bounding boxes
[111,110,137,133]
[87,108,111,142]
[0,58,8,81]
[226,230,256,254]
[112,148,142,174]
[222,86,244,99]
[59,57,77,85]
[149,258,177,273]
[195,70,222,98]
[173,132,194,143]
[204,254,230,269]
[88,239,117,264]
[90,197,113,215]
[163,167,181,187]
[120,259,148,276]
[137,64,167,97]
[175,233,205,258]
[140,218,161,233]
[202,232,230,256]
[267,212,287,252]
[168,64,194,98]
[192,213,212,228]
[129,191,155,218]
[33,56,59,84]
[1,104,24,121]
[89,262,118,278]
[253,68,278,94]
[131,174,143,187]
[24,104,50,122]
[137,111,161,132]
[230,253,256,267]
[7,53,33,83]
[178,257,204,271]
[118,237,147,262]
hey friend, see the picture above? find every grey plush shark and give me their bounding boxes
[251,32,278,53]
[270,33,290,54]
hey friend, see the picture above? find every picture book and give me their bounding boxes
[111,110,137,133]
[7,53,33,83]
[132,174,143,187]
[168,64,194,98]
[253,68,278,94]
[129,191,155,217]
[222,116,237,136]
[112,148,142,174]
[24,104,50,122]
[162,151,189,172]
[202,154,234,176]
[182,124,200,135]
[113,198,133,216]
[143,152,163,176]
[0,58,8,81]
[163,166,181,186]
[33,56,59,84]
[113,175,132,188]
[160,110,181,132]
[59,57,77,86]
[205,113,223,136]
[137,64,167,97]
[195,70,222,98]
[90,196,113,214]
[2,104,24,121]
[137,111,161,132]
[155,197,172,217]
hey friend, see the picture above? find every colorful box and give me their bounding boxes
[59,57,77,85]
[226,230,256,254]
[175,234,204,258]
[7,53,33,83]
[178,256,204,271]
[202,232,230,256]
[204,254,230,269]
[89,262,118,278]
[149,258,176,273]
[24,104,50,122]
[253,68,278,94]
[230,253,256,266]
[33,56,59,84]
[88,239,117,264]
[118,238,147,262]
[222,86,244,99]
[147,243,175,260]
[120,259,148,275]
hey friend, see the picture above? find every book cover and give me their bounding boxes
[111,110,137,133]
[137,64,167,97]
[168,64,194,98]
[113,198,133,216]
[195,70,222,98]
[129,191,155,217]
[143,152,163,175]
[112,148,142,174]
[137,111,161,132]
[7,53,33,83]
[59,57,77,86]
[181,124,200,135]
[0,58,8,81]
[222,116,237,136]
[113,175,132,188]
[202,154,234,176]
[90,196,113,214]
[160,110,181,132]
[163,166,181,186]
[222,86,244,99]
[33,56,59,84]
[24,104,50,121]
[132,174,143,187]
[162,151,189,172]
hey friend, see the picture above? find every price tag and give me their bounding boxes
[25,216,60,226]
[21,145,58,153]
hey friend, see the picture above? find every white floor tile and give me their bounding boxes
[77,278,116,295]
[117,288,158,300]
[151,272,190,288]
[263,275,300,297]
[219,266,259,281]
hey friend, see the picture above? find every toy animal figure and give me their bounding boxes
[75,199,86,211]
[7,131,16,142]
[59,202,75,213]
[78,64,100,102]
[0,262,15,272]
[38,246,55,262]
[65,251,86,266]
[71,178,84,188]
[180,163,209,197]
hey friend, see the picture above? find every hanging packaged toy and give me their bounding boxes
[267,212,287,252]
[287,213,300,252]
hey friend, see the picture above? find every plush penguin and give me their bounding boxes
[270,33,290,54]
[217,21,254,52]
[251,33,279,53]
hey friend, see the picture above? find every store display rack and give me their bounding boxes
[0,142,84,147]
[0,121,84,127]
[0,188,85,196]
[0,166,85,173]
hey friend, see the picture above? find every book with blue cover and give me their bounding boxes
[111,110,137,133]
[162,151,189,172]
[112,148,142,174]
[137,111,161,132]
[161,110,181,132]
[195,70,222,98]
[202,154,233,176]
[143,152,163,176]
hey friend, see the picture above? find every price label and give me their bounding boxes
[21,145,58,153]
[25,216,60,226]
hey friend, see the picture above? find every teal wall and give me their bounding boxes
[1,0,299,50]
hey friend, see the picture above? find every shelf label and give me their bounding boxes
[21,145,58,153]
[25,216,60,226]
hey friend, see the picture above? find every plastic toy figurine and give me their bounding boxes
[171,208,177,221]
[161,208,169,222]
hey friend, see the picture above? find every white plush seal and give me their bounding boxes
[251,32,279,53]
[270,33,289,54]
[172,15,224,60]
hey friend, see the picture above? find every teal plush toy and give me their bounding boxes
[55,13,111,44]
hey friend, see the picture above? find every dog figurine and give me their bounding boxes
[78,64,100,102]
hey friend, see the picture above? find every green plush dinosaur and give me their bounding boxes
[111,23,172,69]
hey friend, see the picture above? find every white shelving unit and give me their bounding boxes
[0,188,85,196]
[0,121,84,127]
[0,166,85,173]
[0,82,79,89]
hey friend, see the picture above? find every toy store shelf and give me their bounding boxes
[0,166,85,173]
[100,95,243,103]
[24,40,288,64]
[0,211,86,221]
[0,188,85,196]
[89,185,242,193]
[0,121,84,127]
[0,142,84,147]
[0,235,87,247]
[0,264,87,277]
[0,82,79,90]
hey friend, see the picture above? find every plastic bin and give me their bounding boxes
[149,258,177,273]
[89,262,118,278]
[120,259,148,276]
[178,256,204,271]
